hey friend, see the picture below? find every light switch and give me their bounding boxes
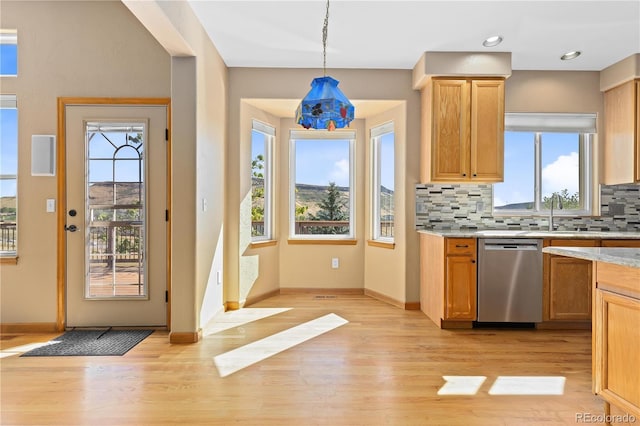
[46,199,56,213]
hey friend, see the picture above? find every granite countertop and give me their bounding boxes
[542,246,640,268]
[417,229,640,239]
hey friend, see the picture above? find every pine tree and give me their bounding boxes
[313,182,348,221]
[310,182,348,234]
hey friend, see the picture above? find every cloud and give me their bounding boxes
[541,152,579,196]
[329,159,349,186]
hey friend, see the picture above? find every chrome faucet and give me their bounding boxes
[548,193,563,231]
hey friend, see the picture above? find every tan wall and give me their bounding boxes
[240,103,280,303]
[364,104,408,304]
[277,118,366,289]
[0,0,170,325]
[148,0,228,331]
[228,68,421,301]
[600,54,640,91]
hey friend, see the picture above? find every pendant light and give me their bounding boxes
[295,0,354,131]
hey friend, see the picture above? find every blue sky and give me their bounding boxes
[1,42,18,197]
[0,108,17,197]
[89,132,144,183]
[494,132,579,207]
[0,44,17,76]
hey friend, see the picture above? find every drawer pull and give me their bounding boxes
[455,244,469,248]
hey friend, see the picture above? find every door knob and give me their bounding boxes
[69,209,77,217]
[65,224,78,232]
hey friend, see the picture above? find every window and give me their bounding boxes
[371,122,394,241]
[493,113,595,216]
[289,130,355,239]
[251,120,274,241]
[0,94,17,256]
[0,30,17,76]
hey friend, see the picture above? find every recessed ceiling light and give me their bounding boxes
[482,35,503,47]
[561,51,581,60]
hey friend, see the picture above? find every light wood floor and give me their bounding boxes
[0,294,620,425]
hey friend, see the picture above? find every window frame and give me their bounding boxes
[0,94,18,258]
[492,113,595,217]
[289,129,356,240]
[250,120,275,242]
[370,121,394,242]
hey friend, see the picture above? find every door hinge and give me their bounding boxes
[165,290,168,303]
[165,209,169,222]
[165,128,169,141]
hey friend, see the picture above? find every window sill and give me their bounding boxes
[0,256,18,265]
[249,240,278,249]
[288,239,357,246]
[367,240,395,249]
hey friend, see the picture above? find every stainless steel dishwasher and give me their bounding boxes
[477,238,543,323]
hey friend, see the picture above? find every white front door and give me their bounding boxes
[65,105,167,327]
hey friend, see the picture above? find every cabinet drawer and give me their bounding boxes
[446,238,476,255]
[548,239,599,247]
[601,240,640,248]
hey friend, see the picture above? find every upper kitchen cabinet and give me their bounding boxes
[603,79,640,184]
[420,77,505,183]
[412,52,511,183]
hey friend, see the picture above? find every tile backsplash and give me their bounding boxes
[415,183,640,232]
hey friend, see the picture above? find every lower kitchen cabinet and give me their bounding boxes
[446,253,477,319]
[593,262,640,418]
[542,239,598,325]
[420,233,476,328]
[601,239,640,248]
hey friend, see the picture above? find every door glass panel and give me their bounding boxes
[86,122,146,298]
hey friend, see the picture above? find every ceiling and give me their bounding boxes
[187,0,640,72]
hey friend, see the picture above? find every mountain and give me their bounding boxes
[252,179,394,219]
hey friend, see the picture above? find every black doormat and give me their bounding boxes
[21,329,153,357]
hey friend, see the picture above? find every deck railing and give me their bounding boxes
[251,220,394,237]
[0,222,16,252]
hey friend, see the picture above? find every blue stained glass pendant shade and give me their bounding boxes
[295,76,355,131]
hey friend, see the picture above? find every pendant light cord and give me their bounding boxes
[322,0,329,76]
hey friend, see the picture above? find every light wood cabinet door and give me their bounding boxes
[431,79,469,181]
[428,78,504,183]
[470,79,504,182]
[445,254,477,320]
[594,288,640,416]
[603,79,639,184]
[548,256,592,320]
[543,239,597,322]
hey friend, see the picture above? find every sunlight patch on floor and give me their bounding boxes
[438,376,487,395]
[437,375,566,396]
[489,376,566,395]
[213,313,348,377]
[203,307,292,337]
[0,340,61,358]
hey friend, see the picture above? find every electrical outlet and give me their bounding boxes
[331,258,339,269]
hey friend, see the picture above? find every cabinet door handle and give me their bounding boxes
[472,173,477,177]
[471,260,476,264]
[462,173,467,177]
[455,244,469,248]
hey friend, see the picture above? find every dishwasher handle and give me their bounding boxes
[484,244,540,251]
